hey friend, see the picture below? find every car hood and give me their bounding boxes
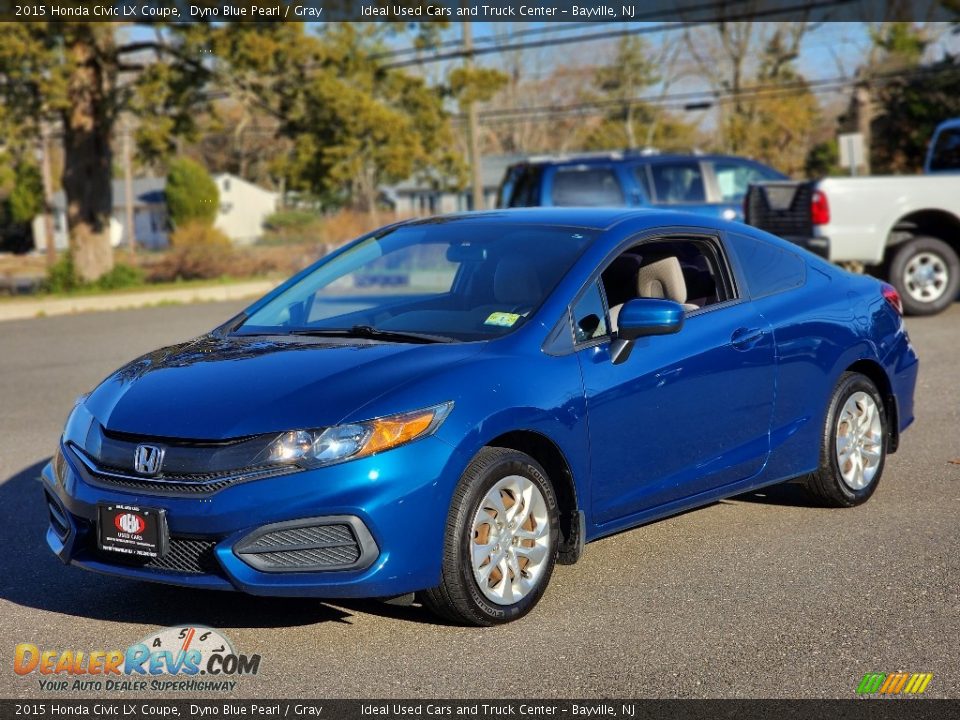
[85,334,482,440]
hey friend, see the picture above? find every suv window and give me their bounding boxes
[551,167,624,206]
[713,160,782,202]
[648,161,706,204]
[502,165,542,208]
[928,128,960,172]
[571,280,609,344]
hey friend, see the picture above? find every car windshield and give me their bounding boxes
[236,222,595,342]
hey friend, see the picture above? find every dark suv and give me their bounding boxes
[498,152,786,222]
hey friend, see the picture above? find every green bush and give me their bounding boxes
[44,253,81,294]
[166,158,219,227]
[94,263,144,291]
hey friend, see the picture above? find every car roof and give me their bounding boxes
[512,152,770,168]
[400,207,724,232]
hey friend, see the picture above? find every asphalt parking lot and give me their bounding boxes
[1,300,957,699]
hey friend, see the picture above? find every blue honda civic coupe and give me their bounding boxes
[43,208,918,625]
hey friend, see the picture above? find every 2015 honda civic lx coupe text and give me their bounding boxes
[43,209,918,625]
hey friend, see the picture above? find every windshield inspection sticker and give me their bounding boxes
[485,312,521,327]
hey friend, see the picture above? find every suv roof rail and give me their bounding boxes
[518,146,719,165]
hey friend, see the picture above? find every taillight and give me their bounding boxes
[881,282,903,316]
[811,189,830,225]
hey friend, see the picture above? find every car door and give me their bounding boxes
[573,237,776,525]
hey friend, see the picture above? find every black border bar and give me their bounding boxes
[0,0,954,23]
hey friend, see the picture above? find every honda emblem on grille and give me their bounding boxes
[133,445,165,475]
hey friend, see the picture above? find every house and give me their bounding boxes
[211,173,279,245]
[383,154,528,215]
[32,173,279,251]
[32,177,167,252]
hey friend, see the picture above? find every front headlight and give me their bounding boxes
[261,402,453,469]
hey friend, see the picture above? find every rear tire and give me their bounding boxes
[804,372,887,508]
[422,447,559,626]
[888,236,960,316]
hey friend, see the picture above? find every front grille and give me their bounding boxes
[236,519,375,572]
[253,545,361,569]
[145,537,219,574]
[95,536,220,575]
[68,444,299,496]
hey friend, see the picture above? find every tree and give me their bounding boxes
[592,36,659,150]
[165,158,219,227]
[684,21,821,174]
[0,162,44,253]
[0,24,207,280]
[870,56,960,173]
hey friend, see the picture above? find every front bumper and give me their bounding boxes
[42,435,460,598]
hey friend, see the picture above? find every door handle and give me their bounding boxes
[730,327,765,350]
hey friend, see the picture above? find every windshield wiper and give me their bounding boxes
[288,325,454,344]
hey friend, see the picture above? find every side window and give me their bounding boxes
[551,167,625,206]
[600,238,735,315]
[728,233,806,299]
[571,280,609,344]
[713,161,781,203]
[648,161,706,204]
[503,166,542,207]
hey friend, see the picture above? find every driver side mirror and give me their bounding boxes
[611,298,685,364]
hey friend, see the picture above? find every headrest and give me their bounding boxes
[637,257,687,304]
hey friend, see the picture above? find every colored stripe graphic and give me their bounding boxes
[857,672,932,695]
[857,673,886,694]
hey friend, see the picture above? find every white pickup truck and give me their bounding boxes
[745,118,960,315]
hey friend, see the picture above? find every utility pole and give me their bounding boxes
[38,123,57,268]
[462,21,484,211]
[121,116,137,258]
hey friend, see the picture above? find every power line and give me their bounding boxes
[448,63,959,124]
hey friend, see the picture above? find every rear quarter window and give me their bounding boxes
[728,233,806,299]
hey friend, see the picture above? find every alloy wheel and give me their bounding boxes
[835,391,883,491]
[470,475,551,605]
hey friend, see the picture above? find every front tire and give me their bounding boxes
[889,235,960,316]
[422,447,559,626]
[804,372,887,507]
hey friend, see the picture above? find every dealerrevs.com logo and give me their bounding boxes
[14,626,261,693]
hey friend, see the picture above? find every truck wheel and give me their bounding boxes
[889,236,960,316]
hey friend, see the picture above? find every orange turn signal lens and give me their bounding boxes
[356,408,440,459]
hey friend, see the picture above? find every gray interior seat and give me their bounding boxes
[609,256,698,332]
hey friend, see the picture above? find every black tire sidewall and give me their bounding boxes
[890,236,960,316]
[823,374,887,505]
[454,451,559,624]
